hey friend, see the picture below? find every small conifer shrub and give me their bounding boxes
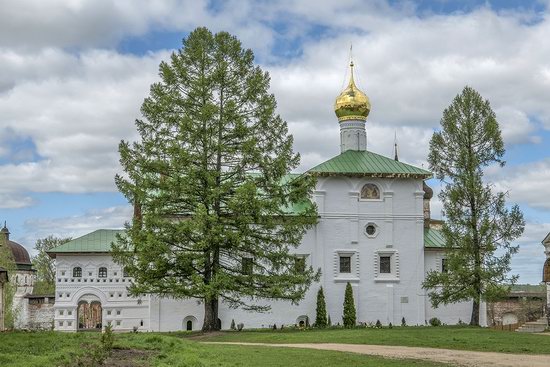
[342,282,356,328]
[401,317,406,327]
[315,287,328,328]
[375,320,382,328]
[230,319,236,330]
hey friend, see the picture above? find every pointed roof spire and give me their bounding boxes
[394,131,399,161]
[349,43,355,87]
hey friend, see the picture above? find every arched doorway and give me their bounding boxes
[183,315,198,331]
[296,315,309,328]
[77,294,102,331]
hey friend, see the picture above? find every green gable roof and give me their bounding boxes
[308,150,432,178]
[47,229,125,257]
[424,227,446,248]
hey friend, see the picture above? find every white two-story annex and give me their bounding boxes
[48,61,479,332]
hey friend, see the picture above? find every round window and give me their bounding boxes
[365,224,376,236]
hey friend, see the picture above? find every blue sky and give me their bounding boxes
[1,0,549,284]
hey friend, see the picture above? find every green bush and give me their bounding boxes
[375,320,382,328]
[342,282,356,328]
[429,317,442,327]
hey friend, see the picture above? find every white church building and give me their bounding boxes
[48,61,478,332]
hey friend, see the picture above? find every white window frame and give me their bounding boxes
[374,249,399,282]
[364,222,379,238]
[334,250,360,282]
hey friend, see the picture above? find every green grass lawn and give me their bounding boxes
[199,326,550,354]
[0,331,448,367]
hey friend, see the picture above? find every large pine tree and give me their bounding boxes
[423,86,525,326]
[113,27,319,331]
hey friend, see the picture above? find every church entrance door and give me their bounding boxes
[77,294,102,331]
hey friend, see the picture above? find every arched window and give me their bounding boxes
[98,267,108,278]
[361,184,380,200]
[73,267,82,278]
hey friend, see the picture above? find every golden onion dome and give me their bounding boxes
[334,61,371,122]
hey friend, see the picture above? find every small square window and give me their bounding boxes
[118,293,122,298]
[114,272,118,276]
[379,256,391,274]
[339,256,351,273]
[110,293,114,298]
[116,320,121,326]
[107,310,112,315]
[68,321,72,326]
[68,311,72,315]
[59,321,64,327]
[88,272,92,276]
[116,310,121,315]
[59,310,64,316]
[66,293,71,297]
[61,271,66,276]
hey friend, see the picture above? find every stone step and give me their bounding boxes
[516,317,548,333]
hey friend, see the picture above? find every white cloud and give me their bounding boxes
[0,194,35,209]
[491,159,550,210]
[20,205,132,253]
[510,221,549,284]
[0,49,168,195]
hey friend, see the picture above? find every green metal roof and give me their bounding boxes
[47,229,125,257]
[424,227,446,248]
[308,150,432,178]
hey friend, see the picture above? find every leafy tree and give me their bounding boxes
[342,282,356,328]
[32,236,71,294]
[423,86,525,326]
[315,287,327,328]
[113,27,319,332]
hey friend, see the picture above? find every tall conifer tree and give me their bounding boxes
[113,27,319,331]
[342,282,356,328]
[423,86,524,326]
[315,286,327,328]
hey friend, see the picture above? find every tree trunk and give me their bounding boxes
[470,298,480,326]
[202,298,219,332]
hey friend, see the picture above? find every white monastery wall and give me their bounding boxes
[54,254,149,332]
[423,250,475,325]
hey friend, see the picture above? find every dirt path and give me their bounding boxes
[204,342,550,367]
